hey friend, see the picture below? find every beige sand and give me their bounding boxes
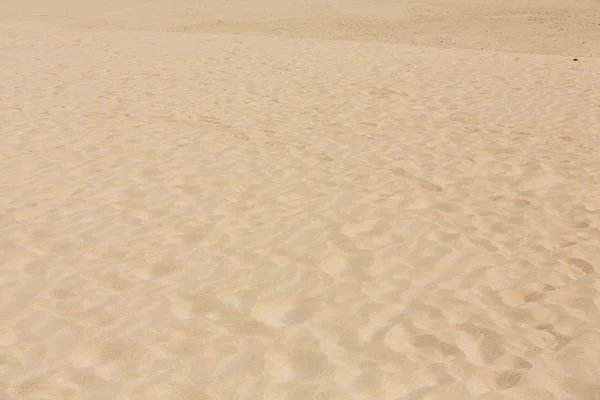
[1,0,600,399]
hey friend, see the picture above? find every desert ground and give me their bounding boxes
[1,0,600,399]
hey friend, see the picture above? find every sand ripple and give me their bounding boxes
[1,21,600,400]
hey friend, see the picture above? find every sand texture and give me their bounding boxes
[2,0,600,399]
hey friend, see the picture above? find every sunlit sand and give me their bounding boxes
[2,0,600,398]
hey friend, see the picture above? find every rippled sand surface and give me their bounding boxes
[2,1,600,399]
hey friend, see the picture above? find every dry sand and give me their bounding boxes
[1,0,600,399]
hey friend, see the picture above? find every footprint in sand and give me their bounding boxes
[130,261,183,280]
[265,346,331,383]
[419,182,443,192]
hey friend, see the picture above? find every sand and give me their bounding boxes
[1,0,600,399]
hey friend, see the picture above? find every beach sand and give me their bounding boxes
[1,0,600,399]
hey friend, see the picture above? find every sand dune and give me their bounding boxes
[1,0,600,399]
